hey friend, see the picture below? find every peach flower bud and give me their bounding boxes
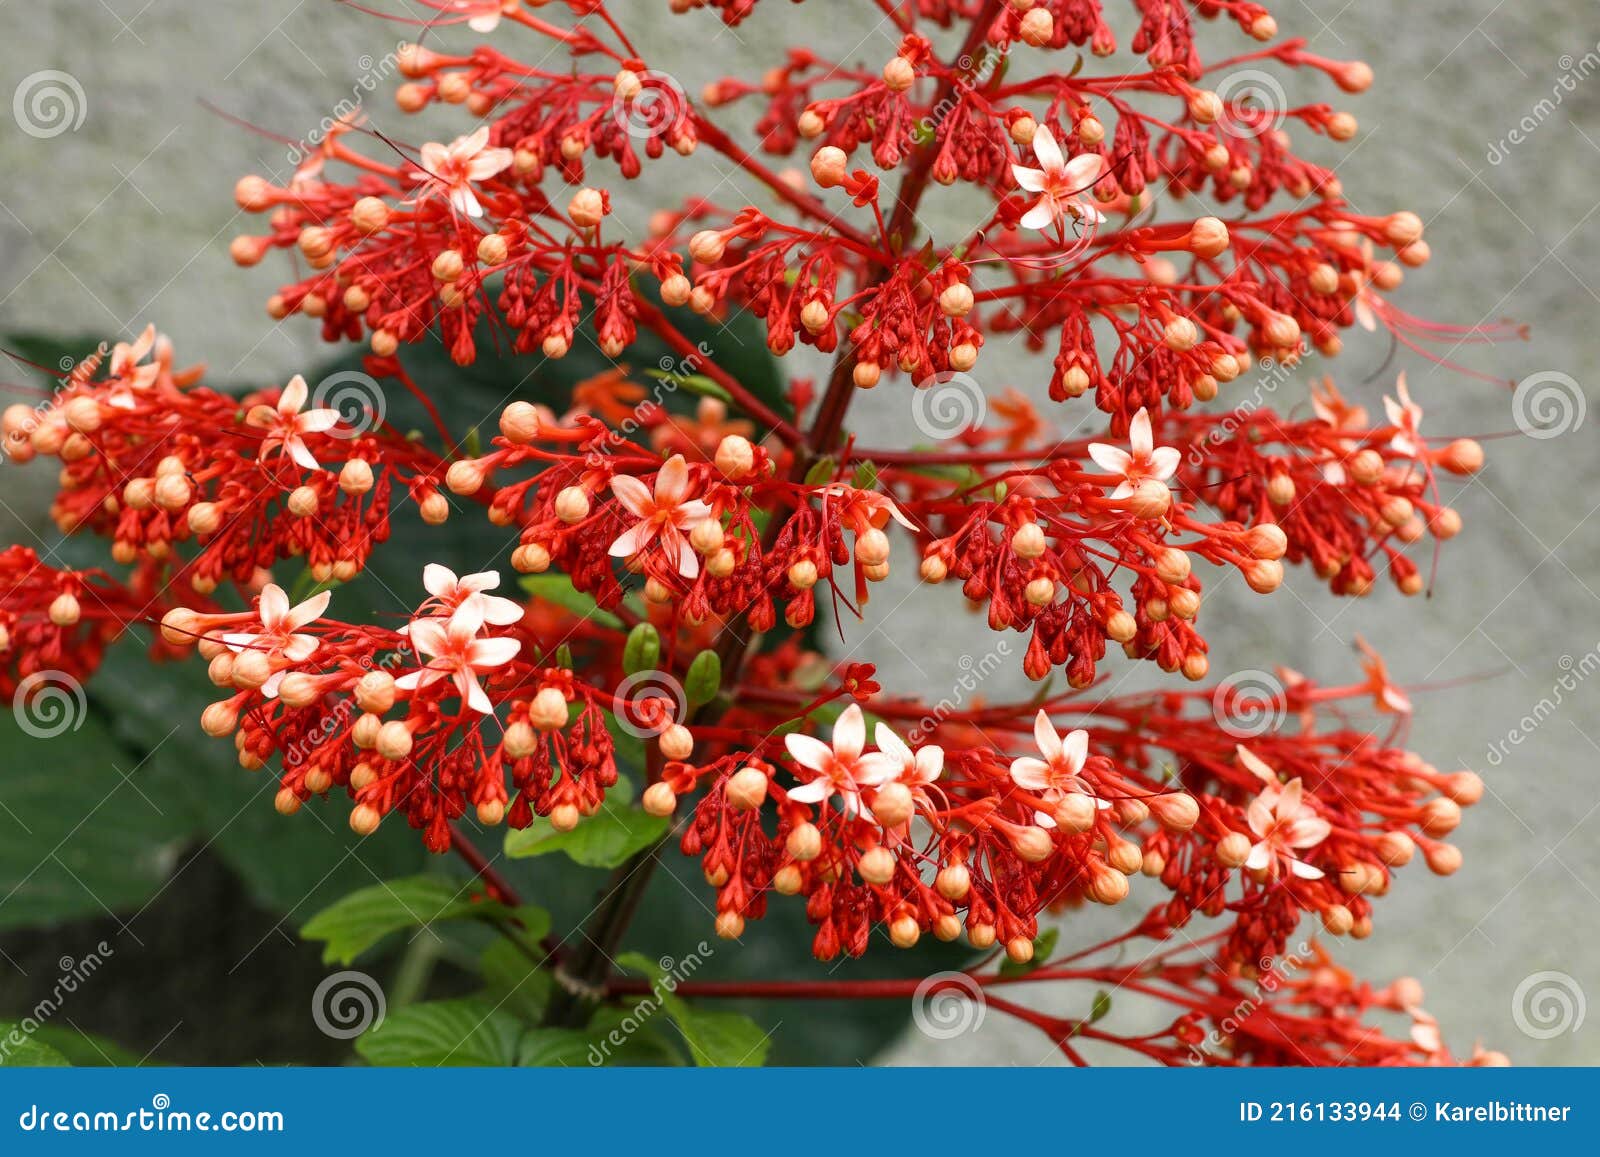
[858,846,898,884]
[642,782,678,817]
[725,767,769,811]
[882,56,915,92]
[1052,793,1098,833]
[554,486,590,523]
[786,821,821,861]
[689,230,726,263]
[529,686,570,730]
[809,145,848,188]
[568,188,607,229]
[1187,216,1230,258]
[1216,831,1252,867]
[499,401,542,445]
[715,434,755,478]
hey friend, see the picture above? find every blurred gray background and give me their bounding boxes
[1,1,1596,1064]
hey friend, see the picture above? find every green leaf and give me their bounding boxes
[479,938,555,1023]
[802,455,837,486]
[616,952,771,1067]
[504,776,669,869]
[1090,989,1113,1023]
[851,460,880,490]
[684,649,722,708]
[24,1026,143,1067]
[519,573,624,629]
[0,1025,70,1066]
[643,368,731,404]
[622,623,661,675]
[301,876,528,965]
[516,1006,684,1067]
[356,999,526,1067]
[0,705,191,930]
[999,927,1059,977]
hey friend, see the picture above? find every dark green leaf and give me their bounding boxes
[616,952,771,1067]
[0,1025,69,1066]
[356,999,525,1067]
[999,927,1059,978]
[622,623,661,676]
[519,573,624,629]
[504,776,668,868]
[684,649,722,708]
[301,876,527,965]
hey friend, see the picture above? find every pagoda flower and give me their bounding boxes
[395,601,521,715]
[410,564,523,629]
[1383,372,1424,458]
[461,0,521,32]
[254,374,341,471]
[222,583,331,698]
[608,453,715,579]
[1009,709,1109,828]
[411,127,514,219]
[104,324,165,408]
[1012,125,1110,232]
[819,485,920,534]
[871,722,944,791]
[1240,757,1332,880]
[1356,635,1413,715]
[1087,407,1180,498]
[1350,237,1386,333]
[784,704,896,820]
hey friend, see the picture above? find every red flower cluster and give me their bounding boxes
[1,0,1524,1064]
